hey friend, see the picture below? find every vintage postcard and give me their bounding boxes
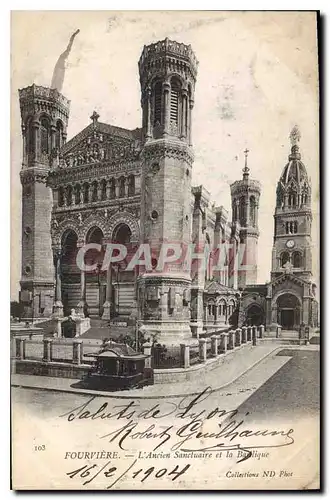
[10,11,320,490]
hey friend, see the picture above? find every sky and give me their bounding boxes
[10,11,319,299]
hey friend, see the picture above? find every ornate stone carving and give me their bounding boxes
[142,141,194,166]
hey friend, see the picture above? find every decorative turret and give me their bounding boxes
[230,149,261,286]
[276,125,311,212]
[19,84,70,318]
[138,38,198,142]
[137,39,198,345]
[271,126,313,281]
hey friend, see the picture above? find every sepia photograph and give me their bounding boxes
[10,10,320,490]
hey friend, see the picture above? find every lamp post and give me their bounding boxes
[95,262,102,317]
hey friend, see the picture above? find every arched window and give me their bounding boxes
[281,251,290,267]
[40,116,50,154]
[128,175,135,196]
[101,179,107,200]
[153,81,162,126]
[293,251,302,268]
[239,197,246,225]
[288,190,297,207]
[219,300,226,318]
[74,184,81,205]
[55,121,63,149]
[83,183,89,204]
[58,186,64,207]
[170,78,181,127]
[250,196,256,227]
[109,178,116,198]
[66,185,72,206]
[92,181,98,202]
[26,118,34,156]
[61,230,78,267]
[119,177,125,198]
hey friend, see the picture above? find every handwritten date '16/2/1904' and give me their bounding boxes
[66,459,190,489]
[60,387,295,461]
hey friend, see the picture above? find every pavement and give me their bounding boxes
[11,343,319,400]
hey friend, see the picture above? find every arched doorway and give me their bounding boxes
[276,293,301,330]
[85,226,105,317]
[61,230,78,316]
[246,304,264,326]
[111,223,135,318]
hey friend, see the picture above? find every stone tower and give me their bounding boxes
[271,126,313,281]
[230,150,261,287]
[137,38,198,344]
[19,84,70,318]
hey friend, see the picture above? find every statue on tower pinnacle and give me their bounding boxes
[290,124,301,147]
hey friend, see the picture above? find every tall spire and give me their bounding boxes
[243,148,250,180]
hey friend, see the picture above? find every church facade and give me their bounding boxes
[18,38,318,342]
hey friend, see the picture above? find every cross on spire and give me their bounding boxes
[243,147,250,178]
[90,110,100,127]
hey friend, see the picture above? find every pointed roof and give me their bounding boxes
[278,125,309,187]
[61,120,142,155]
[271,272,310,289]
[205,280,237,295]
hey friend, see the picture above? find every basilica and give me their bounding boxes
[18,37,318,343]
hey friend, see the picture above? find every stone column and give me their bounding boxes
[259,324,264,338]
[43,338,53,362]
[143,342,152,369]
[228,330,235,350]
[106,179,111,199]
[21,124,27,165]
[199,338,207,362]
[211,335,219,356]
[76,241,87,317]
[220,333,228,354]
[53,249,63,318]
[32,120,40,161]
[235,328,242,347]
[115,179,120,198]
[146,87,152,139]
[188,98,194,146]
[97,182,102,201]
[180,343,190,368]
[102,261,112,320]
[247,326,252,342]
[88,184,93,203]
[72,339,83,365]
[15,337,26,359]
[241,326,247,343]
[124,177,129,197]
[252,326,257,346]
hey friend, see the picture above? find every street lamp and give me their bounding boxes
[95,262,102,317]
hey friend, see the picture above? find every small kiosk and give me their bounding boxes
[86,342,153,390]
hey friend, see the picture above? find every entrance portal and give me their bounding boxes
[280,309,294,330]
[276,293,301,331]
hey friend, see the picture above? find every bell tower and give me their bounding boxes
[19,84,70,318]
[230,150,261,287]
[271,126,313,281]
[137,38,198,344]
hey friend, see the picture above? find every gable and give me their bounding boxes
[271,273,305,296]
[59,122,143,167]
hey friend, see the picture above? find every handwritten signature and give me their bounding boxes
[60,387,295,463]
